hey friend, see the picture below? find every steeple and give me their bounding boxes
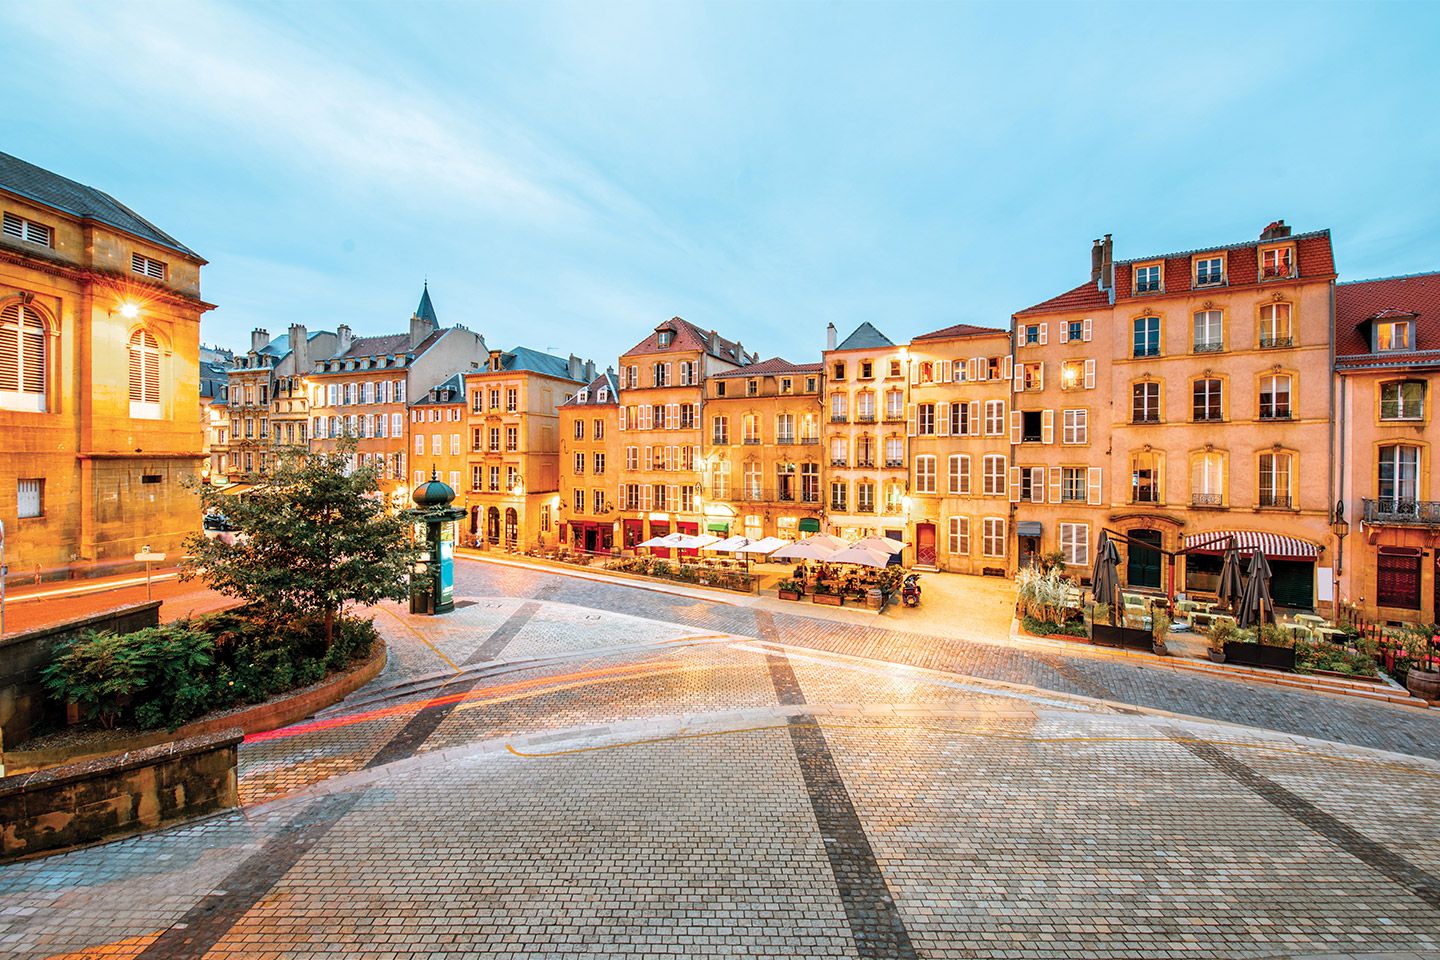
[415,280,439,326]
[410,280,440,349]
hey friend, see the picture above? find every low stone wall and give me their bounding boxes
[0,601,162,747]
[0,728,240,862]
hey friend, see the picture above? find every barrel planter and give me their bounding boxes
[1223,641,1296,671]
[1090,623,1153,651]
[1406,668,1440,702]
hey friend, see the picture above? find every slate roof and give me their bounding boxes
[415,283,439,325]
[561,371,621,406]
[832,322,894,352]
[621,317,754,365]
[912,322,1008,342]
[710,357,823,378]
[0,151,202,260]
[1014,280,1112,318]
[411,372,467,405]
[1335,270,1440,366]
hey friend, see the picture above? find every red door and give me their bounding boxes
[917,523,937,567]
[677,521,699,558]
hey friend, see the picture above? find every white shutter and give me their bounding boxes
[940,360,952,382]
[1001,356,1013,381]
[1034,362,1044,392]
[1088,466,1103,505]
[1008,466,1021,503]
[968,401,980,436]
[669,484,679,510]
[1009,410,1022,445]
[1059,323,1069,344]
[907,406,917,436]
[1048,466,1062,503]
[1030,467,1045,503]
[619,406,627,430]
[967,357,980,381]
[1082,318,1093,342]
[1084,359,1096,389]
[937,402,950,435]
[1041,409,1054,444]
[1038,323,1048,345]
[1013,364,1025,392]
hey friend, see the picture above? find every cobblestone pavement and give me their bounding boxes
[5,561,1440,959]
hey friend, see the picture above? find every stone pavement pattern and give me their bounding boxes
[3,558,1440,959]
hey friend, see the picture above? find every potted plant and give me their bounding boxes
[1204,619,1238,663]
[1223,623,1297,671]
[813,581,844,606]
[777,578,804,601]
[1150,609,1172,656]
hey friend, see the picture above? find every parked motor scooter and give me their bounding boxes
[901,573,922,607]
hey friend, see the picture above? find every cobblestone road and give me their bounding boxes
[3,558,1440,959]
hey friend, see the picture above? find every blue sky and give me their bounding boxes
[4,1,1438,368]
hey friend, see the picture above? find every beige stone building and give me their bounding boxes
[705,358,824,541]
[617,317,754,549]
[558,370,621,552]
[464,348,592,550]
[903,323,1014,574]
[220,324,336,481]
[408,373,469,497]
[0,151,212,573]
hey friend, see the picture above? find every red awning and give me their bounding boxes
[1183,530,1321,560]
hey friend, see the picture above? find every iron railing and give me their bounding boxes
[1363,498,1440,525]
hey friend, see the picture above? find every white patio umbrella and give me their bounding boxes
[636,535,672,548]
[770,538,841,561]
[638,532,719,550]
[707,535,751,553]
[738,535,790,557]
[851,536,906,556]
[807,534,850,551]
[826,545,891,568]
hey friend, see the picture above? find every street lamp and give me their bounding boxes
[1330,499,1350,575]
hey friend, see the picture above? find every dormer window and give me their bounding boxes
[746,378,758,396]
[597,387,608,401]
[1260,246,1294,280]
[1376,319,1414,352]
[3,212,53,247]
[577,388,589,403]
[1194,256,1224,287]
[1134,263,1162,294]
[657,330,672,347]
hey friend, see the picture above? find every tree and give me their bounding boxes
[183,440,413,644]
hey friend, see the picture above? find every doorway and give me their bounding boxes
[916,522,937,567]
[1127,529,1163,589]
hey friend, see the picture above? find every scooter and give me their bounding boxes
[901,573,922,607]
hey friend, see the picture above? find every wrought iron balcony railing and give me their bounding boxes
[1193,341,1224,354]
[1191,493,1223,507]
[1363,498,1440,525]
[1260,335,1295,349]
[1259,494,1292,509]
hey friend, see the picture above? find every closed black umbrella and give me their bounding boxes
[1216,536,1245,612]
[1236,548,1276,629]
[1091,531,1121,624]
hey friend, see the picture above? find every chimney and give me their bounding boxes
[1090,239,1103,282]
[288,323,309,371]
[250,328,270,353]
[335,324,353,356]
[409,311,435,350]
[826,323,837,351]
[568,353,583,381]
[584,359,596,381]
[1100,234,1114,291]
[1260,219,1291,241]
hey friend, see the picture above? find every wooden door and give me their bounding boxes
[917,523,937,567]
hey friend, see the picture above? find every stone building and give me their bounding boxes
[0,151,211,573]
[220,324,336,481]
[558,369,621,552]
[198,344,232,483]
[704,357,824,541]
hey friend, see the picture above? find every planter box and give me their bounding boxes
[778,590,802,601]
[1090,623,1153,650]
[1223,641,1296,671]
[813,593,844,606]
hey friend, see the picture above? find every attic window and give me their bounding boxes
[131,252,167,280]
[597,387,608,401]
[1376,319,1414,352]
[657,331,672,347]
[3,212,52,247]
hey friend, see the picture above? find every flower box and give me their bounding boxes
[778,589,802,601]
[1223,641,1296,671]
[813,593,844,606]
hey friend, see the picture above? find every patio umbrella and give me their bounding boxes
[707,535,751,553]
[851,536,906,556]
[737,536,790,557]
[770,538,841,561]
[1236,548,1276,629]
[825,545,891,568]
[1090,531,1121,622]
[1215,536,1245,612]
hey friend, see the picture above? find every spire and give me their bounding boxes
[415,281,438,325]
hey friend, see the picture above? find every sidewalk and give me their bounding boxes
[0,567,234,634]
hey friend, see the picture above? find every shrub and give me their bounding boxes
[777,579,805,593]
[1206,619,1242,651]
[1295,637,1376,677]
[1023,615,1087,638]
[1015,566,1078,624]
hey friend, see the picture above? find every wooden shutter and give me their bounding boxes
[1038,323,1048,345]
[1001,356,1013,381]
[1049,466,1062,503]
[907,405,917,436]
[937,402,949,435]
[0,309,21,392]
[1034,362,1044,392]
[1009,410,1022,445]
[1008,466,1021,503]
[1041,409,1054,444]
[1030,467,1045,503]
[968,401,980,436]
[1082,318,1093,342]
[940,360,952,382]
[1088,466,1102,505]
[967,357,980,381]
[1013,363,1025,392]
[1058,322,1068,344]
[1084,359,1096,389]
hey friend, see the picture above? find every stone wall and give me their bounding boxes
[0,601,161,747]
[0,728,240,862]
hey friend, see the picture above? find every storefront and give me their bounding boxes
[567,521,613,553]
[1183,530,1321,609]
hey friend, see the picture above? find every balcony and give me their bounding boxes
[1258,409,1291,421]
[1135,280,1161,293]
[800,437,820,445]
[1132,346,1160,358]
[713,436,729,445]
[884,458,905,469]
[1193,341,1224,354]
[1261,264,1296,281]
[1363,499,1440,525]
[777,436,795,445]
[857,459,876,469]
[830,458,847,467]
[884,412,905,422]
[1259,494,1292,509]
[856,413,877,423]
[1131,414,1160,424]
[1260,336,1295,349]
[1194,274,1226,288]
[830,414,848,424]
[742,437,761,445]
[1191,493,1223,507]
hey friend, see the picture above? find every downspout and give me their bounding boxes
[1329,279,1342,577]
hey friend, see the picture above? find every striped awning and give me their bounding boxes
[1183,530,1321,560]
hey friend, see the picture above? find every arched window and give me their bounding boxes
[128,330,162,419]
[0,302,47,412]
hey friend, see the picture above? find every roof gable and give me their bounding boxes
[1336,271,1440,359]
[912,322,1007,342]
[621,316,753,365]
[832,322,894,352]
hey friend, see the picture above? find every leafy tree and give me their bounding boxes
[183,440,413,644]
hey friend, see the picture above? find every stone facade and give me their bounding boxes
[558,370,621,552]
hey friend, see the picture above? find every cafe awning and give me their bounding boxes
[707,522,731,533]
[218,483,253,497]
[1183,530,1321,561]
[1017,521,1042,537]
[797,518,821,533]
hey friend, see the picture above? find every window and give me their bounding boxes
[1260,303,1292,347]
[713,460,731,499]
[1193,310,1223,352]
[128,330,162,418]
[1380,380,1425,420]
[594,452,605,474]
[1261,246,1293,279]
[1191,452,1225,506]
[1195,257,1224,286]
[1060,523,1088,566]
[1378,444,1420,510]
[829,393,848,422]
[742,414,760,444]
[779,377,793,394]
[884,436,904,467]
[776,414,795,443]
[131,252,167,280]
[801,463,819,503]
[574,419,584,439]
[594,418,605,439]
[1259,374,1291,420]
[1020,323,1042,345]
[917,403,935,435]
[948,517,970,556]
[626,446,638,470]
[1066,320,1085,343]
[1062,409,1087,444]
[1059,359,1086,391]
[830,481,848,511]
[1131,451,1161,504]
[982,518,1006,558]
[982,455,1006,496]
[860,360,874,379]
[1018,362,1043,391]
[3,212,52,247]
[711,416,729,445]
[1061,467,1087,502]
[1258,453,1293,508]
[746,378,759,397]
[984,400,1005,435]
[949,402,970,436]
[505,388,518,412]
[743,462,762,500]
[1377,320,1413,352]
[888,359,902,378]
[506,426,518,451]
[883,481,904,514]
[1134,264,1161,293]
[1192,378,1223,422]
[857,481,876,513]
[856,435,875,468]
[0,303,47,411]
[856,391,876,421]
[831,361,845,380]
[1377,549,1422,610]
[1132,316,1160,357]
[17,478,43,518]
[657,330,672,347]
[594,490,606,514]
[1131,381,1160,423]
[574,452,585,475]
[885,389,904,420]
[948,454,970,495]
[915,455,936,494]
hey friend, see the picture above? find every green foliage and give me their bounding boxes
[182,440,412,643]
[1151,611,1172,643]
[1023,615,1087,638]
[777,579,805,593]
[1295,637,1377,677]
[1016,566,1078,624]
[1205,619,1243,651]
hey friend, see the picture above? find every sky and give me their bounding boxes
[4,0,1439,369]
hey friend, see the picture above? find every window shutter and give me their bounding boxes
[1009,410,1022,445]
[959,455,971,495]
[1001,356,1013,381]
[1084,359,1096,389]
[1059,323,1068,344]
[937,402,950,435]
[1082,318,1093,342]
[907,406,917,436]
[1034,362,1044,392]
[968,401,980,436]
[1013,363,1025,393]
[619,406,627,430]
[1049,466,1062,503]
[1041,409,1054,444]
[967,357,980,381]
[1008,466,1021,503]
[1038,323,1048,345]
[643,485,652,510]
[1030,467,1045,503]
[940,360,952,382]
[1088,466,1102,505]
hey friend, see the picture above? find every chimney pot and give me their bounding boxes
[825,322,837,351]
[1100,234,1115,291]
[1090,239,1103,283]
